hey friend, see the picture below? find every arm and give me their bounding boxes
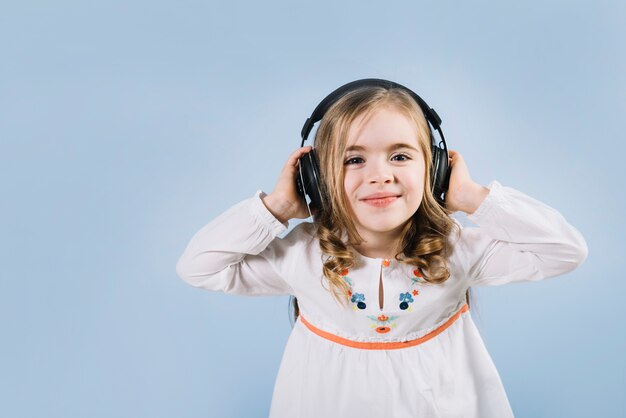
[175,191,295,295]
[444,150,587,286]
[454,180,588,286]
[176,146,314,295]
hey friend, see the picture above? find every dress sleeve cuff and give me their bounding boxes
[466,180,504,224]
[251,190,289,236]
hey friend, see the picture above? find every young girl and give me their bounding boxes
[176,79,587,417]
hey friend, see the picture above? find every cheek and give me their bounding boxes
[343,172,358,197]
[405,167,426,201]
[409,181,425,201]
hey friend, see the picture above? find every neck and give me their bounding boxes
[352,229,403,259]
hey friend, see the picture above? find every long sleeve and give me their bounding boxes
[452,181,588,286]
[175,191,296,296]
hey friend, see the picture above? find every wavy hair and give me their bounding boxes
[291,86,466,322]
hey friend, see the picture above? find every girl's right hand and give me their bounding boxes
[261,146,313,224]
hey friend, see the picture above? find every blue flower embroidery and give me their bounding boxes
[351,292,366,310]
[399,292,414,310]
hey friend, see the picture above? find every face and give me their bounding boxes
[343,106,426,243]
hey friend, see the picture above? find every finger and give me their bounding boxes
[286,146,313,168]
[448,150,463,164]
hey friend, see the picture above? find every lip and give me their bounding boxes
[360,193,400,208]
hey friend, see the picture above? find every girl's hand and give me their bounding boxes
[444,150,490,214]
[262,146,313,224]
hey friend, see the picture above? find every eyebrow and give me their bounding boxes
[345,143,420,153]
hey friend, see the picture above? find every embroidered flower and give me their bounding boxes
[399,292,415,310]
[351,292,366,310]
[367,314,399,334]
[411,269,423,285]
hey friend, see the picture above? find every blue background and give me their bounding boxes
[1,0,624,417]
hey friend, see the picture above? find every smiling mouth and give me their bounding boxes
[361,196,399,207]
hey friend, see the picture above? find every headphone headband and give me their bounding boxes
[300,78,442,147]
[296,78,451,209]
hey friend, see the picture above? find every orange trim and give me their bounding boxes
[299,304,469,350]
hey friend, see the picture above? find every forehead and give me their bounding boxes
[346,106,419,148]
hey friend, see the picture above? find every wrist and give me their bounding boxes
[460,182,490,215]
[261,193,293,224]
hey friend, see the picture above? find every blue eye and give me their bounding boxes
[344,157,364,165]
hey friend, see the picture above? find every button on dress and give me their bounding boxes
[176,180,588,418]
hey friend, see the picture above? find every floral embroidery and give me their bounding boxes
[397,268,423,311]
[339,269,352,290]
[399,292,415,310]
[367,314,399,333]
[351,293,367,310]
[411,268,423,285]
[340,269,365,310]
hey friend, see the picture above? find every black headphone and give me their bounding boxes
[295,78,451,214]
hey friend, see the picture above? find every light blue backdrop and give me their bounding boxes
[1,0,624,417]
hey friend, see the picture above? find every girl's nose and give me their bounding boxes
[368,163,394,184]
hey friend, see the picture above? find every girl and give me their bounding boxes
[176,79,588,417]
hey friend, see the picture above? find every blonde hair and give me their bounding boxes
[311,86,463,306]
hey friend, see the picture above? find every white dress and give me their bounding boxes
[176,180,587,418]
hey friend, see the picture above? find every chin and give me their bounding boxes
[364,221,407,234]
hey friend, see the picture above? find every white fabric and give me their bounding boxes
[176,180,588,418]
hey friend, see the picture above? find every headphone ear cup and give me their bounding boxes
[297,149,325,212]
[430,146,450,205]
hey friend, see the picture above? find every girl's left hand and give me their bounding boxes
[444,150,490,214]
